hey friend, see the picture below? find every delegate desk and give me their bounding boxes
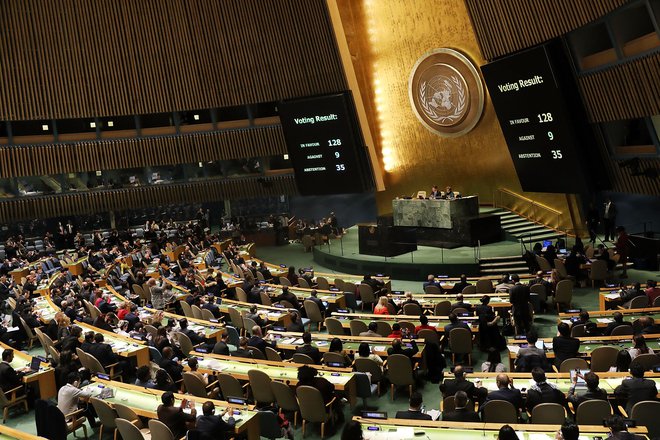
[217,298,293,328]
[353,418,648,439]
[187,352,357,407]
[62,256,88,277]
[332,311,479,334]
[76,321,150,367]
[599,289,653,310]
[506,334,660,370]
[390,292,512,311]
[393,196,479,229]
[560,307,660,326]
[0,425,47,440]
[83,378,260,440]
[262,284,346,310]
[266,330,425,359]
[0,341,56,399]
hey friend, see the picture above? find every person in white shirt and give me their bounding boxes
[354,342,384,371]
[57,372,94,423]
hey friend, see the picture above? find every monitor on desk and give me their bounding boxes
[361,411,387,419]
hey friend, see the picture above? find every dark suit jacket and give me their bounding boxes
[440,377,477,398]
[442,407,481,422]
[159,358,184,383]
[444,322,470,335]
[615,377,658,413]
[157,405,196,439]
[552,336,580,366]
[247,336,274,355]
[604,320,631,336]
[526,382,567,411]
[0,362,24,392]
[195,414,235,440]
[212,341,230,356]
[484,387,524,410]
[306,296,326,313]
[567,387,608,408]
[87,342,118,367]
[394,409,432,420]
[296,344,321,364]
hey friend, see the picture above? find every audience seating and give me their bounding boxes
[297,385,336,439]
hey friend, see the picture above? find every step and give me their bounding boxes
[480,266,529,274]
[480,261,527,269]
[523,233,563,242]
[479,255,526,262]
[500,219,530,228]
[507,223,552,233]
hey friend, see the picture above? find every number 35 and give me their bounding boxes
[551,150,562,159]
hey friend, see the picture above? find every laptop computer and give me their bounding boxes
[24,356,42,374]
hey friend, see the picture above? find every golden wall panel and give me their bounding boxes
[336,0,579,231]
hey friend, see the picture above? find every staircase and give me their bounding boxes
[479,208,564,275]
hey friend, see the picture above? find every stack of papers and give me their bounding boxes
[597,318,613,324]
[373,345,387,352]
[605,293,620,299]
[507,345,521,354]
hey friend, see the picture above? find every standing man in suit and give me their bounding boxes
[614,363,658,414]
[395,391,432,420]
[483,374,524,413]
[603,197,617,242]
[509,274,531,334]
[442,390,481,422]
[295,332,321,364]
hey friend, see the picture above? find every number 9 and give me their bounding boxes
[548,132,554,141]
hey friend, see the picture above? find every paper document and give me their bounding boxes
[507,345,520,354]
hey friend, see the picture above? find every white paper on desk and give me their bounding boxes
[6,327,19,332]
[279,338,296,345]
[507,345,520,354]
[605,293,620,299]
[374,345,387,352]
[426,409,441,420]
[292,338,304,345]
[597,318,614,323]
[315,341,329,347]
[529,434,553,440]
[561,320,572,325]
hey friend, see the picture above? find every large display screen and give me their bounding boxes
[481,45,589,194]
[278,93,374,195]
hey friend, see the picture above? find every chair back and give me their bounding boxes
[256,271,266,282]
[248,369,275,405]
[325,317,344,335]
[258,410,284,440]
[452,307,469,315]
[630,353,660,371]
[235,287,248,303]
[292,353,315,364]
[180,301,194,318]
[529,283,547,300]
[148,419,175,440]
[114,403,143,428]
[417,329,440,345]
[476,278,494,293]
[246,346,265,360]
[323,352,347,367]
[531,403,566,424]
[191,305,203,320]
[554,280,573,310]
[589,260,608,283]
[535,255,552,272]
[19,317,36,340]
[201,309,215,321]
[228,307,244,331]
[182,372,209,398]
[570,324,587,338]
[304,300,323,328]
[398,321,415,335]
[243,318,258,334]
[334,279,347,292]
[424,285,442,294]
[354,358,383,383]
[631,401,660,439]
[442,395,475,412]
[575,399,612,425]
[343,291,360,311]
[434,301,451,316]
[358,284,376,308]
[298,278,311,289]
[279,277,291,286]
[116,418,146,440]
[387,354,414,386]
[559,358,589,372]
[316,277,330,291]
[259,291,273,306]
[654,296,660,307]
[461,285,477,294]
[85,352,107,375]
[590,346,620,372]
[144,324,158,339]
[629,295,649,309]
[148,346,163,363]
[217,373,245,400]
[296,386,330,423]
[349,320,368,336]
[448,327,472,355]
[175,332,194,356]
[265,346,283,362]
[610,325,634,336]
[375,321,392,337]
[90,397,118,429]
[482,399,517,423]
[554,259,569,278]
[48,346,60,364]
[403,303,422,316]
[225,326,240,347]
[271,380,299,413]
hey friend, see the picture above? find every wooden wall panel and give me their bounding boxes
[464,0,628,60]
[0,174,298,222]
[0,0,347,120]
[578,52,660,122]
[0,125,287,178]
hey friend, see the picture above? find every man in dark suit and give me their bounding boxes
[606,415,646,440]
[362,275,384,292]
[451,294,473,314]
[80,331,95,353]
[275,286,299,309]
[246,285,263,305]
[159,347,184,383]
[258,262,274,283]
[387,338,418,359]
[87,333,119,368]
[305,290,326,314]
[443,313,470,336]
[483,374,524,413]
[97,294,117,315]
[395,391,432,420]
[0,349,26,393]
[614,363,658,414]
[247,326,275,356]
[552,322,580,367]
[526,367,567,411]
[440,365,477,399]
[604,312,631,336]
[567,371,608,408]
[201,296,222,319]
[423,274,443,292]
[451,274,471,294]
[195,400,235,440]
[442,390,481,422]
[295,332,321,364]
[212,331,230,356]
[509,274,531,333]
[157,391,197,439]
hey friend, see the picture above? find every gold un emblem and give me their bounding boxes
[409,48,484,137]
